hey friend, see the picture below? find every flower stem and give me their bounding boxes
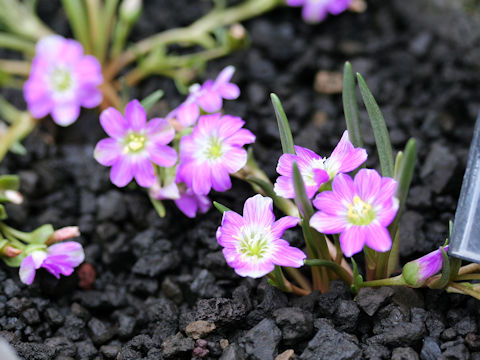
[447,282,480,301]
[86,0,102,59]
[285,267,312,293]
[0,111,37,161]
[0,59,31,76]
[458,263,480,275]
[358,274,406,288]
[61,0,92,53]
[104,0,282,81]
[453,274,480,281]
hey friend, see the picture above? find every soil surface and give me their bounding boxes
[1,0,480,359]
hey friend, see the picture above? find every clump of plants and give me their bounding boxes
[0,0,478,303]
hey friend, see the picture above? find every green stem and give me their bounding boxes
[304,259,353,285]
[447,282,480,301]
[359,274,406,288]
[99,0,120,63]
[454,274,480,281]
[0,95,23,124]
[0,32,35,55]
[110,17,131,58]
[105,0,282,80]
[0,111,37,161]
[285,267,312,292]
[0,59,31,76]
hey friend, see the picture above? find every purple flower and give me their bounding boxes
[24,35,103,126]
[149,180,211,218]
[168,66,240,126]
[402,245,449,287]
[19,241,85,285]
[310,169,398,257]
[177,113,255,195]
[94,99,177,188]
[274,131,367,199]
[216,194,306,278]
[287,0,352,23]
[174,187,211,218]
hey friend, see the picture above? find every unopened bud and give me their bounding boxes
[46,226,80,245]
[2,246,22,258]
[4,190,23,204]
[349,0,367,13]
[402,245,448,287]
[229,23,246,41]
[120,0,142,24]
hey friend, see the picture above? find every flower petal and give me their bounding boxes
[339,226,366,257]
[274,175,295,199]
[110,155,135,187]
[147,143,177,167]
[51,102,80,126]
[94,138,122,166]
[243,194,275,228]
[177,102,200,127]
[271,216,299,239]
[354,169,381,203]
[312,191,345,215]
[146,118,175,144]
[222,147,247,173]
[272,239,306,267]
[332,173,355,204]
[210,164,232,192]
[310,211,346,234]
[125,99,146,132]
[134,156,156,187]
[364,223,392,253]
[234,258,275,278]
[197,90,223,113]
[100,107,129,138]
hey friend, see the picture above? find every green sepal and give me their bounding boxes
[149,195,166,218]
[342,62,363,148]
[0,205,7,220]
[401,261,421,287]
[429,248,450,289]
[357,73,394,178]
[140,90,164,115]
[3,243,46,268]
[271,93,295,155]
[213,201,232,214]
[29,224,55,244]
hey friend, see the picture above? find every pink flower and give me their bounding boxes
[274,131,367,199]
[216,194,306,278]
[310,169,398,257]
[19,241,85,285]
[168,66,240,126]
[24,35,103,126]
[177,113,255,195]
[402,245,449,287]
[94,99,177,188]
[287,0,352,23]
[149,180,211,218]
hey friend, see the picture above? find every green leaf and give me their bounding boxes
[350,257,364,293]
[10,141,27,155]
[273,265,288,292]
[394,138,417,209]
[357,73,394,177]
[213,201,232,214]
[292,162,314,218]
[0,175,20,191]
[140,90,164,114]
[149,195,166,218]
[271,93,295,155]
[342,62,363,148]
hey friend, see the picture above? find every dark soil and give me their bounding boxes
[1,0,480,359]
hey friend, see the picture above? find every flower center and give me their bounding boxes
[205,136,224,160]
[124,132,146,153]
[50,67,73,93]
[347,195,376,225]
[238,227,272,260]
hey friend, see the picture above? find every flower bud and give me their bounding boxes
[1,245,22,258]
[46,226,80,245]
[120,0,142,25]
[402,245,449,287]
[4,190,23,204]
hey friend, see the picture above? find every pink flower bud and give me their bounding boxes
[46,226,80,245]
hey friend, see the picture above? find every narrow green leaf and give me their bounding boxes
[273,265,288,292]
[61,0,92,53]
[350,257,364,293]
[149,195,166,218]
[0,175,20,191]
[271,93,295,155]
[0,204,7,220]
[292,162,314,218]
[394,139,417,209]
[140,90,164,114]
[394,151,403,178]
[342,62,363,148]
[357,73,394,177]
[213,201,232,214]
